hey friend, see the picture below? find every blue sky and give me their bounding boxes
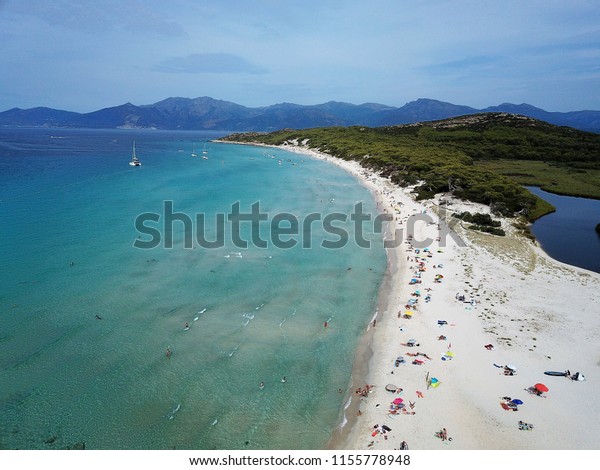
[1,0,599,112]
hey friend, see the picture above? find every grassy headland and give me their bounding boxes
[221,113,600,222]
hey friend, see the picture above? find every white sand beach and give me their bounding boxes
[279,142,600,450]
[220,140,600,450]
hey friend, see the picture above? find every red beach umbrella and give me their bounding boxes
[393,398,404,405]
[534,383,549,393]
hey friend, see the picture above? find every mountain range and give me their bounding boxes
[1,97,599,133]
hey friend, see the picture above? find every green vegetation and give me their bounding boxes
[468,225,506,236]
[453,211,506,236]
[223,113,600,221]
[453,211,502,227]
[475,160,600,200]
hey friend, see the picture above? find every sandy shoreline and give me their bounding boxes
[217,140,600,450]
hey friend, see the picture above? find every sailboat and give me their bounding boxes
[129,141,142,166]
[202,144,209,159]
[191,143,197,157]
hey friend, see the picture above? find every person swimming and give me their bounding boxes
[259,381,265,389]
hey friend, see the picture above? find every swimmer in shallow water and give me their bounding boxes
[259,381,265,389]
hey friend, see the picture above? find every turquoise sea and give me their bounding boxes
[0,128,386,449]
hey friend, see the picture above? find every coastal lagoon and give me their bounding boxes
[527,186,600,274]
[0,128,386,449]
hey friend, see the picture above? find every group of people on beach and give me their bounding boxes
[435,428,450,441]
[355,384,374,398]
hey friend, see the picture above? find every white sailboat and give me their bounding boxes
[191,143,197,157]
[129,141,142,166]
[202,144,209,159]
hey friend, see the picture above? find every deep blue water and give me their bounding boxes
[0,128,387,449]
[527,186,600,273]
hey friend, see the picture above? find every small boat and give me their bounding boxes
[202,144,209,159]
[544,371,567,377]
[129,141,141,166]
[191,143,197,157]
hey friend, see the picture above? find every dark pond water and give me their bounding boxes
[527,186,600,273]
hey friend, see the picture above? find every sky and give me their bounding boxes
[1,0,600,113]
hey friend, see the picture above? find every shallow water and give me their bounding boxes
[0,128,386,449]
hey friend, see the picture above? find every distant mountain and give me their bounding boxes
[1,97,599,133]
[0,107,82,127]
[482,103,600,133]
[375,98,478,125]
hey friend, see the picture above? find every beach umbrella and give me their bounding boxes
[506,364,517,371]
[393,398,404,405]
[404,311,413,316]
[385,384,399,392]
[534,383,549,393]
[511,399,524,405]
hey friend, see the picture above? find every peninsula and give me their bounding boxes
[219,113,600,449]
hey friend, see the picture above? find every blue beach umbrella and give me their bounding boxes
[511,399,523,405]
